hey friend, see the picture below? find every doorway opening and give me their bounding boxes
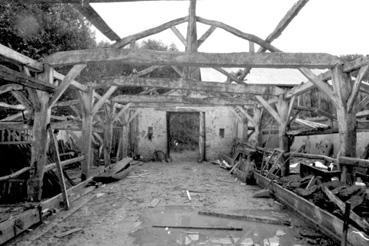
[167,112,200,161]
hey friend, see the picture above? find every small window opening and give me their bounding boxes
[148,127,153,140]
[219,128,225,138]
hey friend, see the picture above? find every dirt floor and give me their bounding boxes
[13,161,335,246]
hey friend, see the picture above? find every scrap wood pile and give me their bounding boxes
[211,139,264,184]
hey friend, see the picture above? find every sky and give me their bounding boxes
[89,0,369,84]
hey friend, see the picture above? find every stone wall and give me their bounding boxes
[134,107,242,160]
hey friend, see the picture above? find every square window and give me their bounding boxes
[219,128,225,138]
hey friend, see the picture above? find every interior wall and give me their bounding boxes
[135,107,239,160]
[263,131,369,157]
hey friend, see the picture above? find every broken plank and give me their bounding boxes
[152,225,242,231]
[198,211,290,226]
[321,186,369,232]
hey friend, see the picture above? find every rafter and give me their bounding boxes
[112,94,254,106]
[95,76,281,96]
[113,17,188,48]
[73,3,121,41]
[238,0,310,80]
[48,64,86,108]
[45,48,339,69]
[0,65,55,92]
[255,95,281,124]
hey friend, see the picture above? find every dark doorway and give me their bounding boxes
[167,112,200,161]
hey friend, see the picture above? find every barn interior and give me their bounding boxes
[0,0,369,245]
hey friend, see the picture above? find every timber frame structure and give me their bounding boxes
[1,0,369,204]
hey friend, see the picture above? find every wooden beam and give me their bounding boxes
[347,64,369,113]
[27,66,52,201]
[238,0,310,80]
[235,106,256,126]
[286,56,369,98]
[298,68,336,105]
[79,87,94,180]
[112,94,254,106]
[48,64,86,108]
[255,95,281,124]
[113,103,132,122]
[197,25,216,48]
[28,0,190,2]
[0,44,43,71]
[48,127,70,209]
[212,67,243,84]
[0,84,22,95]
[11,91,33,110]
[196,16,281,52]
[0,102,25,110]
[170,26,186,46]
[0,65,55,92]
[113,17,188,48]
[92,86,117,115]
[73,3,121,41]
[45,48,339,69]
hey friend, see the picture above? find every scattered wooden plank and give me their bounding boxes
[198,211,291,226]
[55,227,83,238]
[48,127,70,209]
[321,186,369,232]
[152,225,243,231]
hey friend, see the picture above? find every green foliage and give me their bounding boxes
[0,0,96,60]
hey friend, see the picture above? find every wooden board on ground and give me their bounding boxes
[93,157,133,183]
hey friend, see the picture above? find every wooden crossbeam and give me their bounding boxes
[286,56,369,98]
[11,91,33,110]
[347,64,369,112]
[197,25,216,48]
[113,17,188,48]
[196,16,281,52]
[73,3,121,41]
[95,76,279,95]
[212,67,243,84]
[112,94,254,106]
[113,103,132,122]
[235,106,255,126]
[92,86,117,115]
[255,95,281,124]
[45,48,339,69]
[0,84,22,95]
[170,26,186,46]
[0,65,55,92]
[48,64,86,108]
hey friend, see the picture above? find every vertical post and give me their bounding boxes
[48,127,70,209]
[185,0,201,80]
[332,64,357,183]
[341,202,351,246]
[276,95,293,176]
[103,105,113,166]
[199,111,205,162]
[242,118,248,142]
[27,65,52,201]
[80,87,94,181]
[121,117,128,158]
[253,107,263,147]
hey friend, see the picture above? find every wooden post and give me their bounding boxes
[121,118,129,158]
[27,66,52,201]
[103,105,113,166]
[185,0,201,80]
[332,64,357,183]
[199,111,205,161]
[80,87,94,181]
[48,127,70,209]
[242,118,248,142]
[253,107,263,147]
[276,96,290,176]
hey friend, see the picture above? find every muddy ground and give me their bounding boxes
[13,161,335,246]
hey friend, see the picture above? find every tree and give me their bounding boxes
[0,0,96,60]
